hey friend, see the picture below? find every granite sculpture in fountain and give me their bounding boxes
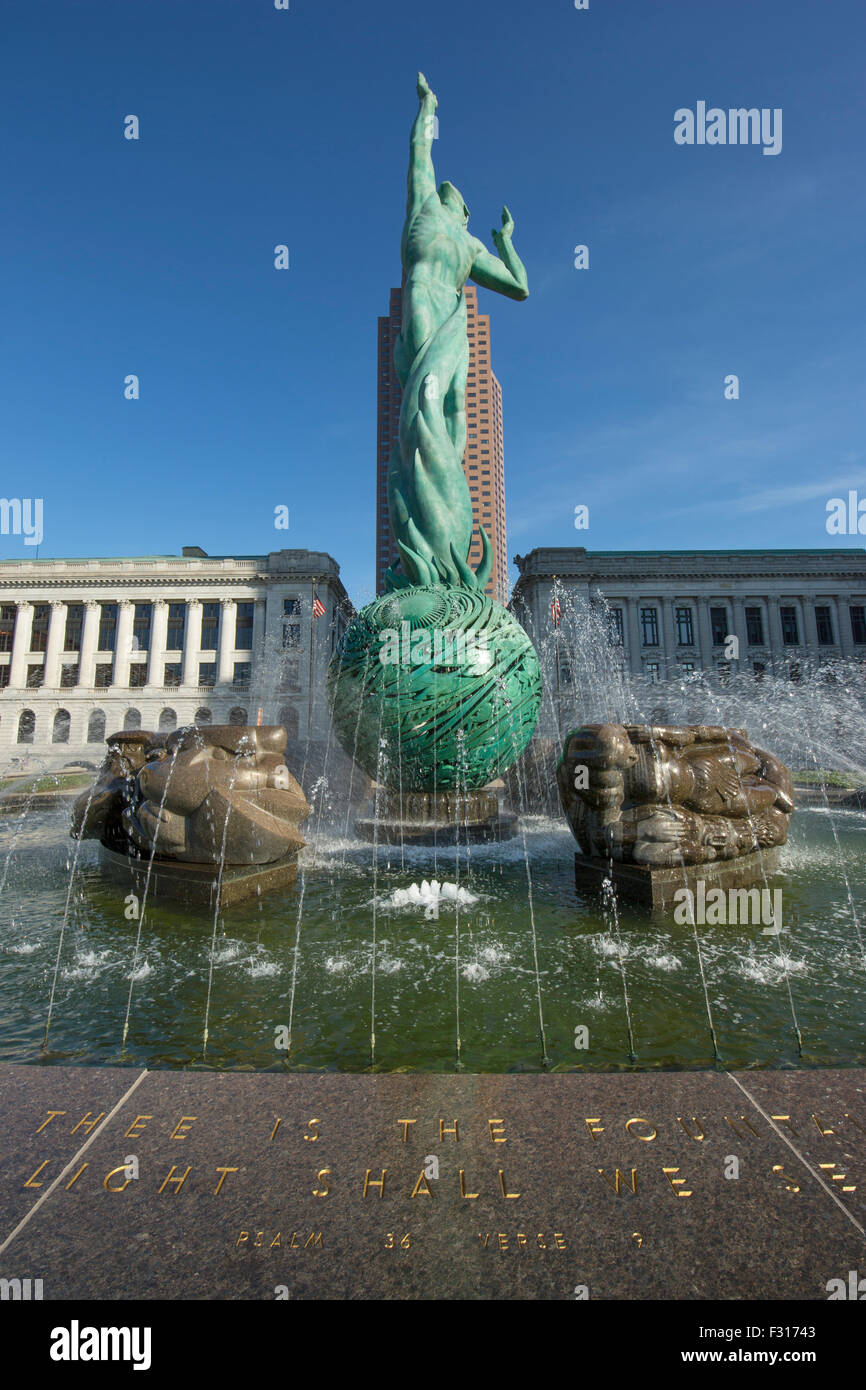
[557,723,795,909]
[71,725,310,907]
[327,74,541,843]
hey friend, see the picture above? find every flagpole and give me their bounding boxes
[307,578,317,741]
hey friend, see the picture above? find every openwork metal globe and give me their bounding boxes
[327,586,541,791]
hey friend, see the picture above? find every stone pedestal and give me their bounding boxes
[574,848,781,912]
[355,788,517,845]
[100,845,299,910]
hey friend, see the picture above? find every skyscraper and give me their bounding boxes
[375,285,508,602]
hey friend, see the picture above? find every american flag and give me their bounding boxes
[550,597,562,627]
[312,593,326,619]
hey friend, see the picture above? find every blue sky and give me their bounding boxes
[2,0,865,604]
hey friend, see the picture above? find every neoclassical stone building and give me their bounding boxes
[0,548,352,768]
[511,547,866,730]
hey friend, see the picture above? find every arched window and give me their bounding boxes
[194,707,212,726]
[87,709,106,743]
[53,709,71,743]
[17,709,35,744]
[159,708,177,732]
[123,708,141,731]
[279,704,299,739]
[228,706,247,727]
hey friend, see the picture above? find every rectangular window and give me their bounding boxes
[30,604,49,652]
[166,603,186,651]
[645,661,661,684]
[233,661,251,687]
[745,606,764,646]
[283,598,301,617]
[850,605,866,645]
[640,607,659,646]
[0,605,17,653]
[717,660,730,685]
[753,661,766,681]
[815,605,834,646]
[132,602,152,652]
[0,666,9,689]
[94,663,113,688]
[282,623,302,650]
[64,604,84,652]
[60,662,79,688]
[26,664,43,688]
[680,661,695,674]
[130,664,148,688]
[200,602,220,651]
[164,662,182,687]
[198,661,216,687]
[780,606,799,645]
[675,607,694,645]
[98,603,117,652]
[710,607,728,645]
[281,658,301,691]
[235,602,254,650]
[788,661,801,683]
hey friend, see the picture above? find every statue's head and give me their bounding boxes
[438,181,469,227]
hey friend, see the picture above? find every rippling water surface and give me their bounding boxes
[0,805,864,1072]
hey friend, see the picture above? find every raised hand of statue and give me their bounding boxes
[417,71,437,107]
[492,206,515,247]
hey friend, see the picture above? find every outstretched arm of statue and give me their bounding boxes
[407,72,438,218]
[469,207,529,301]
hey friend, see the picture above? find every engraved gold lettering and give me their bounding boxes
[554,1232,566,1249]
[304,1233,323,1248]
[410,1171,433,1198]
[662,1166,692,1198]
[35,1110,66,1134]
[724,1114,759,1139]
[440,1119,459,1142]
[270,1233,282,1248]
[124,1114,152,1140]
[844,1112,866,1135]
[459,1169,479,1200]
[304,1119,320,1142]
[103,1164,133,1192]
[290,1232,300,1247]
[363,1168,387,1198]
[398,1120,416,1141]
[253,1230,264,1247]
[498,1233,508,1251]
[71,1112,105,1136]
[516,1232,527,1249]
[812,1113,835,1137]
[772,1164,801,1193]
[170,1116,197,1141]
[626,1117,657,1142]
[488,1119,507,1144]
[313,1168,331,1198]
[158,1164,192,1194]
[214,1166,238,1196]
[585,1117,604,1140]
[676,1116,705,1141]
[819,1162,856,1193]
[498,1170,520,1199]
[24,1161,49,1188]
[478,1233,490,1248]
[598,1167,638,1195]
[269,1118,282,1143]
[537,1233,546,1249]
[65,1163,88,1190]
[236,1231,250,1246]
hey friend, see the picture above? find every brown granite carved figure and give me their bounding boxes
[73,725,309,866]
[557,723,793,866]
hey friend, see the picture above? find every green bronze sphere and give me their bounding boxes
[327,586,541,792]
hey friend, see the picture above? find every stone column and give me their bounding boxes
[8,602,33,689]
[182,599,201,687]
[836,595,855,657]
[43,601,66,689]
[625,598,642,675]
[731,597,747,671]
[218,599,236,684]
[766,595,782,674]
[661,599,677,679]
[149,600,169,685]
[696,597,714,673]
[79,601,100,687]
[252,599,267,673]
[115,600,135,684]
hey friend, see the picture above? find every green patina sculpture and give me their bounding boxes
[328,74,541,794]
[386,72,529,592]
